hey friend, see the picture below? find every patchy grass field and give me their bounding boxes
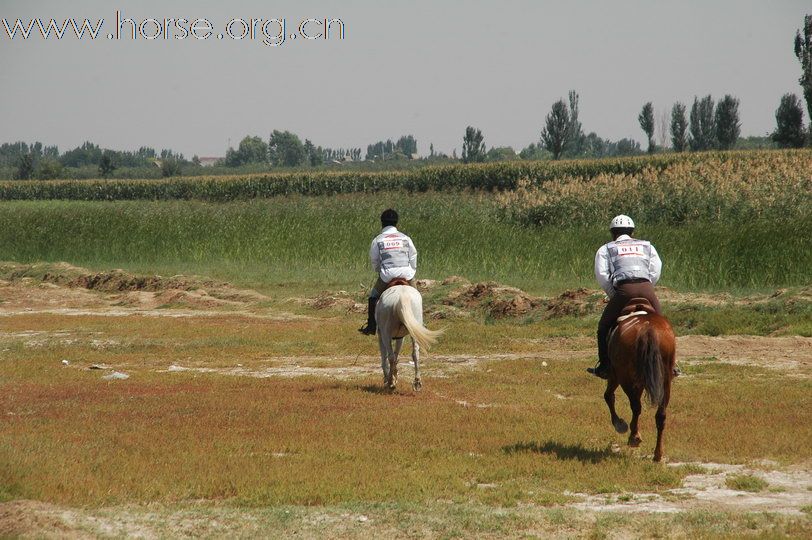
[0,268,810,538]
[1,150,810,536]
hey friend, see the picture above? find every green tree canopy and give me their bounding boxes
[268,130,306,167]
[540,99,570,160]
[715,95,741,150]
[670,103,688,152]
[795,14,812,142]
[15,153,34,180]
[772,93,807,148]
[485,146,517,161]
[638,102,655,153]
[689,95,716,151]
[462,126,486,163]
[98,151,116,177]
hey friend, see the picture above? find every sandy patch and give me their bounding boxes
[568,461,812,515]
[678,335,812,376]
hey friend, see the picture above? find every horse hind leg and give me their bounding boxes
[653,378,672,462]
[388,338,403,390]
[624,385,643,447]
[378,331,390,387]
[411,337,421,391]
[604,381,628,434]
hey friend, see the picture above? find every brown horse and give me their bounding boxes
[603,298,676,462]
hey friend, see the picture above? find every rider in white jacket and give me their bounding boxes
[359,209,417,335]
[588,214,664,379]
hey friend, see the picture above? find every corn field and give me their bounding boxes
[1,150,808,204]
[496,150,812,225]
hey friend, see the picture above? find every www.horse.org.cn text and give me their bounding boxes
[1,11,346,47]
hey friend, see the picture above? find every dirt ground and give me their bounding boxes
[1,263,810,537]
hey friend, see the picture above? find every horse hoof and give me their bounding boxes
[613,419,629,434]
[628,435,642,447]
[413,379,422,391]
[653,453,663,462]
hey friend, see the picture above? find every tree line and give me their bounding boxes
[0,141,188,180]
[454,14,812,162]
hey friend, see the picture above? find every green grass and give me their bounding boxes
[0,194,808,293]
[667,301,812,337]
[725,474,769,492]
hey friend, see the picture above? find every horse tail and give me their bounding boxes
[398,288,443,351]
[637,323,664,407]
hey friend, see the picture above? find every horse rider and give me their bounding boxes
[358,208,417,335]
[588,214,663,379]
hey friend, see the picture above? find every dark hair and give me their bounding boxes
[380,208,399,227]
[610,227,635,238]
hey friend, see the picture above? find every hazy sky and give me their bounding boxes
[1,0,809,157]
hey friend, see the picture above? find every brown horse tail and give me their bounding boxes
[637,323,664,406]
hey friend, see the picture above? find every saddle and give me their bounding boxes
[385,278,411,290]
[613,298,656,327]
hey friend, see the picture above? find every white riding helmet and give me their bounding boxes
[610,214,635,230]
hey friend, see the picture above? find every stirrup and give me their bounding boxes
[358,323,376,336]
[587,364,609,380]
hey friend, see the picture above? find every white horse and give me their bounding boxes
[376,284,443,391]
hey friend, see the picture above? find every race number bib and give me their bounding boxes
[616,243,646,256]
[381,239,404,251]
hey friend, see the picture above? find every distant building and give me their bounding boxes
[198,157,222,167]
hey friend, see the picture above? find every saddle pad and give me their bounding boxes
[619,297,655,316]
[386,278,411,290]
[616,310,649,323]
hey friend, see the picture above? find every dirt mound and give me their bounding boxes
[0,262,274,314]
[0,262,221,293]
[442,275,471,286]
[68,271,203,292]
[444,281,543,319]
[543,288,605,318]
[441,282,605,320]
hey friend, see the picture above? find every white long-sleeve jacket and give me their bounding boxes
[370,226,417,282]
[594,234,662,297]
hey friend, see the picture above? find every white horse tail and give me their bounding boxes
[397,288,443,351]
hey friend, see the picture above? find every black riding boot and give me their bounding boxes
[587,326,611,379]
[359,297,378,335]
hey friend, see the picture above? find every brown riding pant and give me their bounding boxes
[599,280,662,331]
[372,277,415,296]
[597,280,661,364]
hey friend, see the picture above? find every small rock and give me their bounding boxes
[88,364,108,370]
[542,361,548,367]
[61,359,69,366]
[102,371,129,380]
[357,515,369,522]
